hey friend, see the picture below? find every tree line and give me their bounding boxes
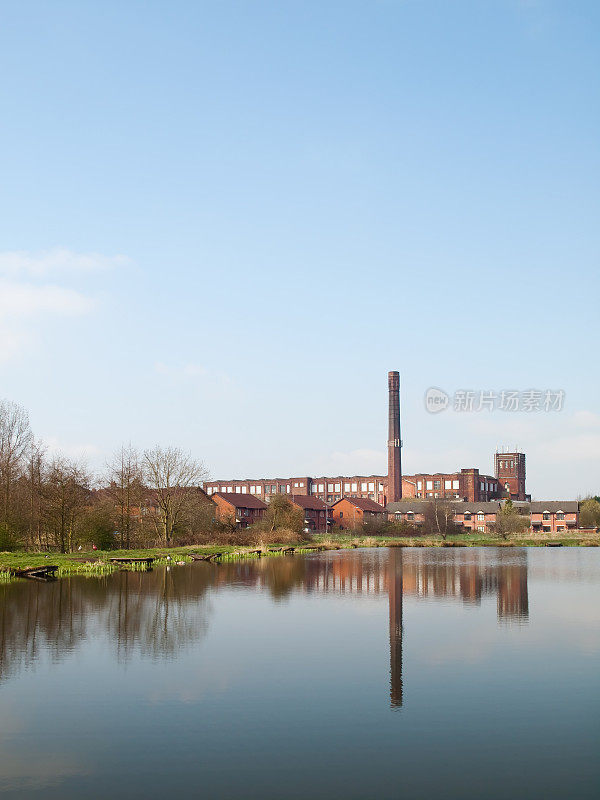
[0,399,212,552]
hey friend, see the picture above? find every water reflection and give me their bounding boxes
[0,547,530,710]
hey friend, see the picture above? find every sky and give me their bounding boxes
[0,0,598,499]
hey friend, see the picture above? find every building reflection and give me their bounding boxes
[0,548,528,709]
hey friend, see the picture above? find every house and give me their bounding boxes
[289,495,331,532]
[530,501,579,533]
[452,502,502,533]
[386,500,427,525]
[332,497,387,530]
[212,492,267,528]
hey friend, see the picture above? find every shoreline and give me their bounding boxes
[1,531,599,583]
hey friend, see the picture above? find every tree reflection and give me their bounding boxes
[1,548,529,710]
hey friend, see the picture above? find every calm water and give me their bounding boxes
[1,547,599,799]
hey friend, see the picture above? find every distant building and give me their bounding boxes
[212,492,267,528]
[332,497,387,529]
[202,372,528,506]
[530,501,579,533]
[288,494,330,532]
[388,499,581,534]
[495,451,529,501]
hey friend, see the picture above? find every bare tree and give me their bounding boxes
[142,446,208,545]
[26,438,46,549]
[423,499,459,540]
[105,444,144,549]
[0,399,32,524]
[42,456,91,552]
[489,501,530,540]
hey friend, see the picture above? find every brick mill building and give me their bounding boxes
[203,371,530,506]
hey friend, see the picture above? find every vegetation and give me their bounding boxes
[488,500,531,540]
[579,498,600,529]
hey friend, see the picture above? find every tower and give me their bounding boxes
[495,450,527,501]
[388,371,402,502]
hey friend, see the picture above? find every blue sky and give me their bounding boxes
[0,0,598,498]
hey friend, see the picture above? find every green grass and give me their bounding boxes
[1,531,597,584]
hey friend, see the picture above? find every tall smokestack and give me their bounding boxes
[388,371,402,502]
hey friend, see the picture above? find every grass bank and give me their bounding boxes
[1,531,598,582]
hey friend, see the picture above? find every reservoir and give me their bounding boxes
[1,547,598,799]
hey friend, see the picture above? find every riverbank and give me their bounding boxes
[1,530,598,582]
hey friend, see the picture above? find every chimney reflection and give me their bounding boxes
[1,548,529,701]
[387,548,403,708]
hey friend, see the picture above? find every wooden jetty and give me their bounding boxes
[10,565,58,582]
[189,552,223,562]
[109,557,154,568]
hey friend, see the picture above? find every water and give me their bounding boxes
[1,547,599,799]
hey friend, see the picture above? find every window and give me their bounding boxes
[464,513,471,521]
[339,511,343,518]
[477,525,485,532]
[543,512,550,521]
[241,486,247,494]
[426,481,433,490]
[344,483,350,492]
[368,482,375,491]
[452,480,459,490]
[318,484,324,492]
[294,482,299,488]
[328,483,334,492]
[556,512,564,520]
[480,482,484,492]
[407,512,414,521]
[379,483,384,491]
[445,480,451,490]
[249,486,255,494]
[255,486,261,494]
[351,483,357,492]
[417,481,422,490]
[334,483,340,492]
[299,482,304,488]
[361,482,368,491]
[286,484,290,492]
[434,480,441,490]
[477,513,484,521]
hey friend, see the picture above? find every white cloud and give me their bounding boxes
[0,248,129,364]
[0,247,130,277]
[0,280,93,317]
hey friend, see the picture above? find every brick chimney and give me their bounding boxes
[388,371,402,502]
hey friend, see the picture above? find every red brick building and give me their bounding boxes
[204,464,507,506]
[495,451,529,501]
[530,501,578,533]
[289,495,331,532]
[212,492,267,528]
[202,370,526,505]
[332,497,387,530]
